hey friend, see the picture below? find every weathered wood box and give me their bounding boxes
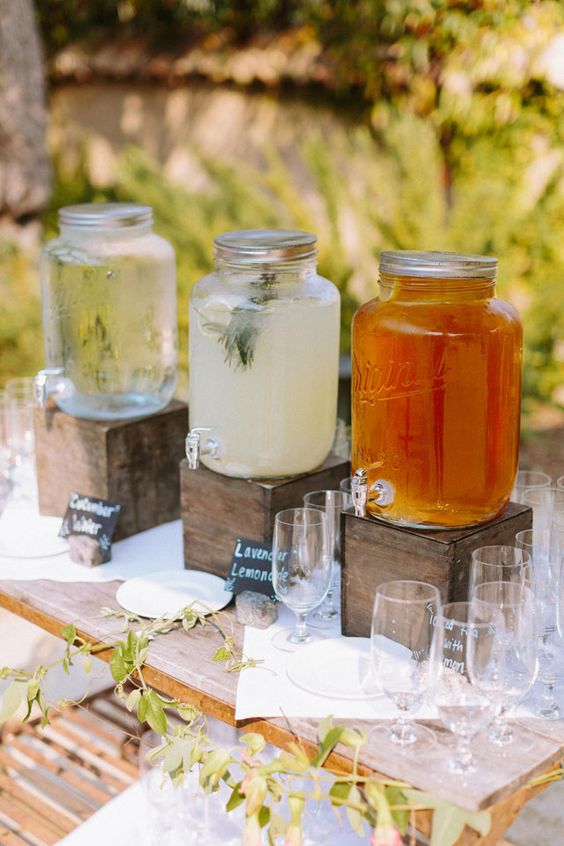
[181,454,350,577]
[35,399,188,540]
[341,501,533,637]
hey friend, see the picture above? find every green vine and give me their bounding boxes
[0,605,560,846]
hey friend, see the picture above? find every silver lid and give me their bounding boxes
[59,203,153,228]
[214,229,317,265]
[380,250,497,279]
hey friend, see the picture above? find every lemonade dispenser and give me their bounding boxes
[187,229,340,479]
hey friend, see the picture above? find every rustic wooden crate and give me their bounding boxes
[181,454,350,577]
[35,399,188,540]
[341,501,533,637]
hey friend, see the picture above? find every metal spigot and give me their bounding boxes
[351,467,395,518]
[351,468,368,518]
[34,368,65,408]
[185,428,220,470]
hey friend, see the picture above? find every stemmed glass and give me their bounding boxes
[271,507,332,650]
[303,489,352,627]
[370,580,440,749]
[431,602,498,775]
[516,519,564,719]
[470,581,537,747]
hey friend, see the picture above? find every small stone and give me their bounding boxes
[68,535,104,567]
[236,591,278,629]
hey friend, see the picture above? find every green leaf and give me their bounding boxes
[0,681,28,724]
[317,715,333,743]
[60,624,76,644]
[82,656,93,675]
[240,733,266,756]
[346,785,366,836]
[386,786,409,835]
[125,688,142,712]
[213,646,232,663]
[143,691,167,736]
[329,781,351,807]
[110,650,128,682]
[258,805,271,828]
[311,725,346,767]
[226,783,245,812]
[403,791,491,846]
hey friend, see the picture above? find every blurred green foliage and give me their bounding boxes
[3,0,562,410]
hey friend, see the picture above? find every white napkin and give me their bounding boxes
[236,605,436,720]
[0,505,184,582]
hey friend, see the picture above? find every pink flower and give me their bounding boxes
[371,825,402,846]
[241,749,260,768]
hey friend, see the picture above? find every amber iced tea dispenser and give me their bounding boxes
[351,250,522,529]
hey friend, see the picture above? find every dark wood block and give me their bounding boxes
[35,400,188,540]
[341,502,533,637]
[181,455,350,577]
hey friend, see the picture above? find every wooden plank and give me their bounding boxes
[0,578,561,815]
[0,821,34,846]
[19,725,131,793]
[0,747,94,820]
[8,736,113,806]
[0,792,66,844]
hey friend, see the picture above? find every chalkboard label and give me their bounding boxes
[225,538,286,600]
[59,492,121,564]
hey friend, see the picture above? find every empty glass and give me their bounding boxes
[370,580,440,749]
[4,377,37,506]
[521,489,564,554]
[303,489,352,626]
[271,507,332,649]
[469,545,532,597]
[470,581,537,746]
[557,476,564,491]
[511,470,552,503]
[431,602,497,775]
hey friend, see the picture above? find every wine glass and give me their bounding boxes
[370,580,440,749]
[303,489,352,627]
[431,602,497,775]
[469,545,532,596]
[557,476,564,492]
[271,507,332,650]
[517,518,564,719]
[470,581,537,747]
[511,469,552,503]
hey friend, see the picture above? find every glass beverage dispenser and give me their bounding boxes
[37,203,177,420]
[187,229,340,479]
[351,250,522,529]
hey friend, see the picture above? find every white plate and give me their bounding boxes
[116,570,233,619]
[0,523,69,559]
[286,637,382,700]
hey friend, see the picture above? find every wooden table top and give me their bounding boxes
[0,577,562,814]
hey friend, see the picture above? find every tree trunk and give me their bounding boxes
[0,0,50,220]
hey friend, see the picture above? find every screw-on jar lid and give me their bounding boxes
[380,250,497,279]
[214,229,317,265]
[59,203,153,228]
